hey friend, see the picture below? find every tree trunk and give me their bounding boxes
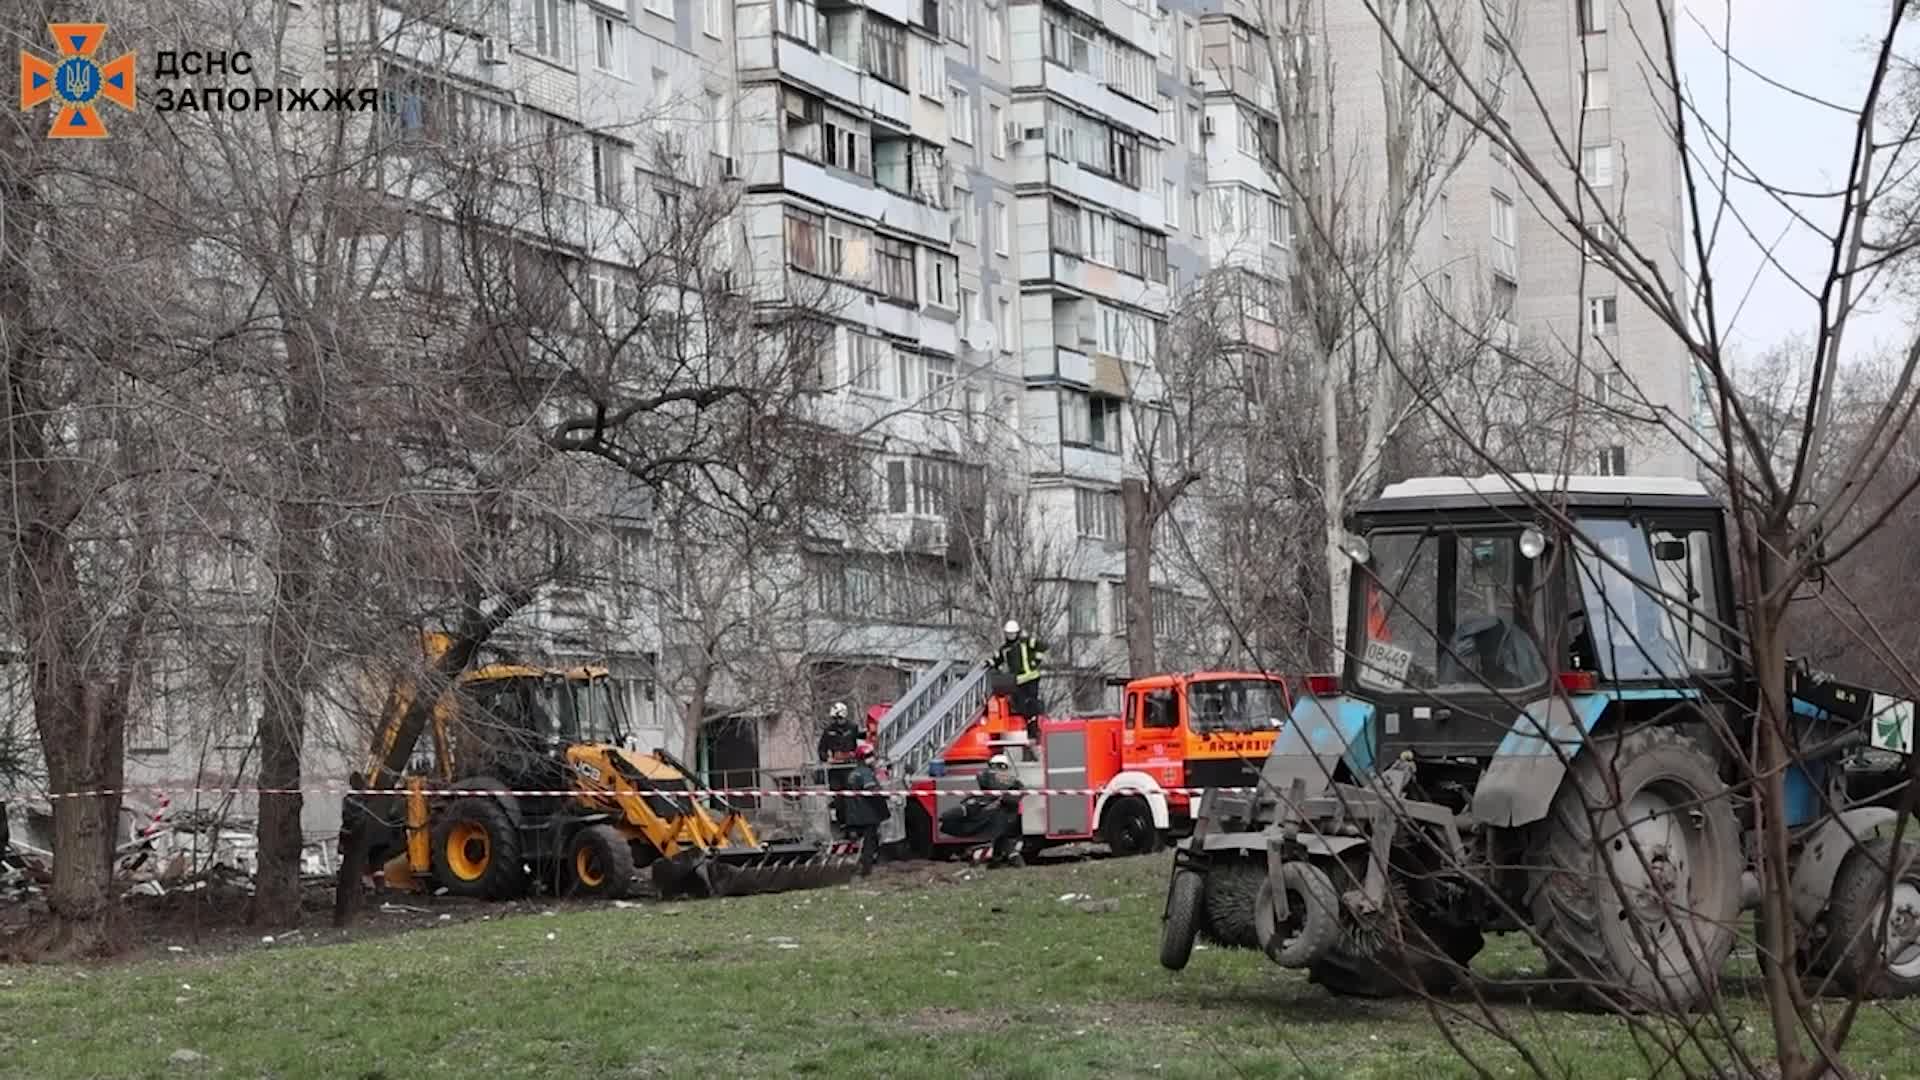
[681,656,715,770]
[252,333,325,926]
[36,685,127,957]
[1121,479,1155,675]
[251,504,319,926]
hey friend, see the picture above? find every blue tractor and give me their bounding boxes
[1159,475,1917,1010]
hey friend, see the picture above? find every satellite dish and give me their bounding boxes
[967,320,996,352]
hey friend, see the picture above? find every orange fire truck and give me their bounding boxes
[903,671,1293,859]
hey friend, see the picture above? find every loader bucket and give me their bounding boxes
[650,842,859,899]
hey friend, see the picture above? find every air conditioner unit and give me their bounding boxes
[480,37,508,65]
[1201,115,1216,136]
[1004,120,1024,146]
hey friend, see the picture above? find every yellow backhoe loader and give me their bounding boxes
[335,632,857,901]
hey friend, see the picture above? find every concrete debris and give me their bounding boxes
[1074,899,1121,914]
[379,902,429,915]
[167,1048,205,1067]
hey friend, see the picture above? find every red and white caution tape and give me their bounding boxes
[11,783,1267,803]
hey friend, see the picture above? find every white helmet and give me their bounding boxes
[1003,619,1020,637]
[988,754,1011,768]
[830,701,849,720]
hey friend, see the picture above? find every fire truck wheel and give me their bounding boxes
[904,800,934,860]
[1102,797,1161,857]
[1159,867,1205,971]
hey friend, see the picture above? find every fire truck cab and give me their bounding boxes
[904,671,1292,859]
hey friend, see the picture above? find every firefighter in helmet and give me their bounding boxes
[989,619,1048,725]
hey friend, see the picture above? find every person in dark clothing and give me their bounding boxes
[817,701,862,762]
[818,701,863,831]
[843,742,890,877]
[989,620,1048,736]
[977,754,1026,868]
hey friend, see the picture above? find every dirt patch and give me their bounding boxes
[902,1006,1019,1034]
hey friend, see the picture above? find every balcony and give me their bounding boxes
[1047,160,1162,231]
[1042,61,1158,139]
[1049,252,1171,311]
[777,40,862,106]
[781,154,949,245]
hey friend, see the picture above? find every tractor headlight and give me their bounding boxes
[1339,532,1372,565]
[1519,526,1548,560]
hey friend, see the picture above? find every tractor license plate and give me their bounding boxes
[1870,694,1915,756]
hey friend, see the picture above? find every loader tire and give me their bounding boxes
[1160,868,1205,971]
[1529,726,1740,1012]
[1821,838,1920,998]
[1201,861,1265,949]
[430,797,526,900]
[565,824,636,900]
[1102,797,1161,857]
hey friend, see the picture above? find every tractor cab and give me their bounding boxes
[1318,474,1738,765]
[452,665,628,793]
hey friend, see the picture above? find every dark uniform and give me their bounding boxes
[977,765,1026,866]
[990,635,1048,723]
[819,715,863,829]
[843,759,890,876]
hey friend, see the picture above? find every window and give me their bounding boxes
[926,250,959,308]
[642,0,670,16]
[1110,582,1128,635]
[1587,295,1618,335]
[1583,221,1618,260]
[785,207,823,271]
[590,137,622,205]
[996,296,1012,348]
[1355,530,1547,694]
[925,354,956,405]
[952,185,975,243]
[1159,95,1175,141]
[950,85,975,143]
[1051,200,1081,254]
[594,14,620,73]
[885,455,955,515]
[1585,69,1609,110]
[1182,15,1199,74]
[993,200,1009,254]
[705,0,724,37]
[1583,145,1614,187]
[1075,488,1122,541]
[947,0,972,45]
[826,217,871,282]
[532,0,574,64]
[866,18,908,88]
[986,5,1004,60]
[1063,392,1123,451]
[915,36,942,97]
[1569,518,1736,678]
[1439,191,1451,237]
[823,107,869,174]
[1580,0,1607,34]
[1164,180,1179,229]
[894,347,922,400]
[1490,192,1515,244]
[1596,445,1627,476]
[991,104,1006,157]
[1065,581,1100,636]
[875,236,917,303]
[1186,104,1201,152]
[848,330,885,391]
[959,286,978,325]
[783,0,817,46]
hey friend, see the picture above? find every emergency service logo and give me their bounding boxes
[19,23,137,139]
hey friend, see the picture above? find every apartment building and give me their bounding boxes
[37,0,1693,847]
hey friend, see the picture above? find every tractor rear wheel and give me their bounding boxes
[430,797,526,900]
[1201,861,1264,949]
[1822,838,1920,998]
[1159,868,1205,970]
[1102,797,1161,857]
[1530,726,1740,1012]
[565,824,637,900]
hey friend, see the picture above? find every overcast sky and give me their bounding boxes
[1673,0,1911,364]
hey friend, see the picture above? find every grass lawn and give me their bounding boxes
[2,852,1916,1079]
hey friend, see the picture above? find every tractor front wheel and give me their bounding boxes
[1822,838,1920,998]
[430,797,526,900]
[1529,726,1741,1012]
[1160,867,1205,971]
[565,824,637,900]
[1102,797,1161,857]
[1254,861,1342,968]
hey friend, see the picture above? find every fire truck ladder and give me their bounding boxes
[877,661,992,780]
